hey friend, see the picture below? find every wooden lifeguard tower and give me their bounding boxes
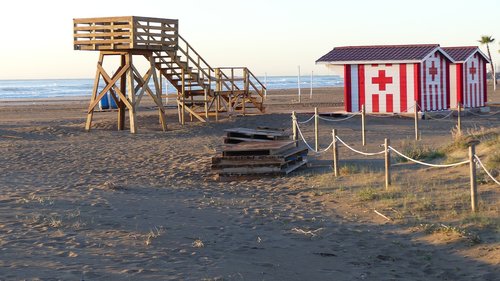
[73,16,266,133]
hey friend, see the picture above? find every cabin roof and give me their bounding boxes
[441,46,491,63]
[316,44,442,64]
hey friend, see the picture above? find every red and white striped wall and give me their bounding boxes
[344,64,417,113]
[420,52,450,111]
[449,54,487,108]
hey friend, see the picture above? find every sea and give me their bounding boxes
[0,75,343,100]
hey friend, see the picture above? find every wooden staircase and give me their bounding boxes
[152,34,266,123]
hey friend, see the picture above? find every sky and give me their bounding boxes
[0,0,499,79]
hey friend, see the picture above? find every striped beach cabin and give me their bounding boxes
[442,47,490,109]
[316,44,454,113]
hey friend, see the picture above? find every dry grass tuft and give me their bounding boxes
[192,239,204,248]
[417,223,481,245]
[101,180,125,191]
[145,226,165,246]
[396,139,444,162]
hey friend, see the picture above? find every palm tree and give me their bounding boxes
[478,35,496,91]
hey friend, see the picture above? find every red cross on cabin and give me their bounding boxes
[428,61,438,81]
[371,70,393,91]
[469,61,477,80]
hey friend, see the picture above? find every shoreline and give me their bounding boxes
[0,86,344,106]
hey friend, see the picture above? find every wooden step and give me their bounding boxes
[212,146,307,165]
[185,89,207,96]
[220,140,296,157]
[223,127,290,143]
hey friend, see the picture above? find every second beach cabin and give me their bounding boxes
[442,46,490,109]
[316,44,454,113]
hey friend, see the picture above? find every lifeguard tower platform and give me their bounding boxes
[73,16,266,133]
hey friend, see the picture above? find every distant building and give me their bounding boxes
[442,47,490,108]
[316,44,454,113]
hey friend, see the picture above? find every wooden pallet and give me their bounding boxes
[221,140,296,156]
[223,127,290,144]
[212,128,308,180]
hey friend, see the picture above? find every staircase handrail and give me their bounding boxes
[178,34,214,73]
[246,68,266,99]
[217,68,242,91]
[246,68,266,90]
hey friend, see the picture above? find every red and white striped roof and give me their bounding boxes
[316,44,454,65]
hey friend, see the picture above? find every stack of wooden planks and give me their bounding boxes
[212,128,308,180]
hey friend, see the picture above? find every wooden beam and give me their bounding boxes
[149,54,167,131]
[118,54,126,130]
[175,100,206,122]
[85,53,104,131]
[87,63,130,113]
[126,53,137,133]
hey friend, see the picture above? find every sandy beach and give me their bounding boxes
[0,86,499,280]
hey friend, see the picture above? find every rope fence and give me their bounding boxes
[318,113,359,122]
[424,110,454,121]
[291,110,499,213]
[388,146,469,168]
[474,155,500,185]
[291,101,498,150]
[465,108,500,117]
[336,136,385,156]
[296,115,315,124]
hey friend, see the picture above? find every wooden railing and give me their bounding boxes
[214,67,266,98]
[73,16,178,51]
[176,35,214,87]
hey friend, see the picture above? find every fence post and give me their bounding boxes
[384,138,391,189]
[457,102,462,135]
[314,107,319,152]
[292,111,297,141]
[361,104,366,146]
[414,102,419,140]
[332,129,339,177]
[469,143,478,212]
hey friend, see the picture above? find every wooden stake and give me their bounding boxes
[414,101,419,140]
[332,129,339,177]
[469,144,478,212]
[292,111,297,141]
[361,104,366,146]
[314,107,319,152]
[384,138,391,189]
[457,102,462,135]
